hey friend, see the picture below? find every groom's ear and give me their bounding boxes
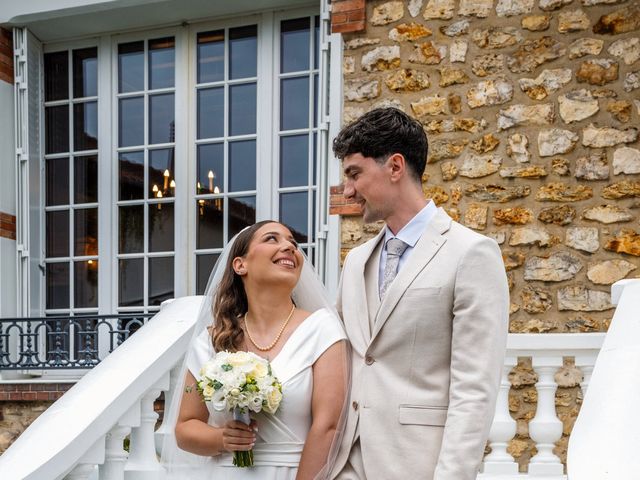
[233,257,247,276]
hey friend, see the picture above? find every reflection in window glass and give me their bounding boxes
[46,211,70,258]
[45,105,70,154]
[197,88,224,139]
[46,263,70,310]
[280,135,308,188]
[46,158,69,206]
[229,196,256,239]
[280,191,308,243]
[229,140,256,192]
[44,51,69,102]
[197,200,224,249]
[230,25,257,79]
[73,47,98,98]
[74,208,98,256]
[148,203,174,252]
[149,257,174,305]
[229,83,256,136]
[119,151,145,201]
[149,149,175,199]
[119,258,144,307]
[74,155,98,204]
[119,97,145,147]
[149,37,175,90]
[118,41,145,93]
[149,93,175,145]
[196,254,219,295]
[73,102,98,151]
[74,260,98,308]
[198,30,224,84]
[280,77,309,131]
[119,205,144,254]
[197,143,224,194]
[281,18,310,73]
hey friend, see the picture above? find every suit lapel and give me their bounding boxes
[370,209,451,343]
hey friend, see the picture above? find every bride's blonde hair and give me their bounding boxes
[211,220,278,352]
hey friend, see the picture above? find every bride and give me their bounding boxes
[163,221,350,479]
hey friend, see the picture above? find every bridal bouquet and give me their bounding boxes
[197,350,283,467]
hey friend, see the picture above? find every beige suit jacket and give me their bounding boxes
[331,208,509,480]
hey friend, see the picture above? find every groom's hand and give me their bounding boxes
[221,420,258,452]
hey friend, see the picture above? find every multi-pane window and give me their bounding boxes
[277,16,320,260]
[193,26,258,294]
[43,47,99,314]
[116,37,176,310]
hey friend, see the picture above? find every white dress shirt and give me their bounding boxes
[378,201,438,292]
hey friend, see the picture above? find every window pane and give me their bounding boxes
[229,196,256,239]
[74,260,98,308]
[46,157,69,206]
[73,47,98,98]
[281,18,310,73]
[280,135,308,188]
[149,257,174,305]
[119,151,144,200]
[44,51,69,102]
[149,148,175,199]
[46,211,70,258]
[119,205,144,253]
[73,101,98,151]
[74,208,98,256]
[74,155,98,204]
[197,87,224,139]
[197,200,224,249]
[46,105,70,154]
[46,263,70,309]
[280,77,309,131]
[197,143,224,194]
[230,25,257,79]
[229,83,256,136]
[149,37,175,90]
[198,30,224,84]
[149,93,175,144]
[280,191,308,243]
[118,41,144,93]
[119,258,143,306]
[196,254,219,295]
[229,140,256,192]
[314,16,320,70]
[149,257,174,306]
[119,97,144,147]
[149,202,174,252]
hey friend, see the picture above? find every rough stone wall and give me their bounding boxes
[335,0,640,470]
[0,402,51,454]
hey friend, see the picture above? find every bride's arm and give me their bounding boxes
[175,371,256,456]
[296,342,347,480]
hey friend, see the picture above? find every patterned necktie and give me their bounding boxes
[380,238,409,298]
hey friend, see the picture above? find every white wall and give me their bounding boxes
[0,79,17,318]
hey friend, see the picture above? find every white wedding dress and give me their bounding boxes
[184,307,347,479]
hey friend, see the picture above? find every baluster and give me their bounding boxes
[66,436,105,480]
[528,355,564,476]
[99,405,140,480]
[481,356,518,475]
[575,352,597,397]
[124,374,170,480]
[155,362,184,456]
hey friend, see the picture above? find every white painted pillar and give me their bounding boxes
[155,362,184,456]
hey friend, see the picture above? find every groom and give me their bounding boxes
[330,108,509,480]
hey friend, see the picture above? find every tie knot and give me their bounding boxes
[386,238,408,257]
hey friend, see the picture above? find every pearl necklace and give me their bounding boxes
[244,304,296,352]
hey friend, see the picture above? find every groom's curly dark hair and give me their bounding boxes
[332,107,428,183]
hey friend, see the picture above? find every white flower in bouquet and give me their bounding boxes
[196,350,283,467]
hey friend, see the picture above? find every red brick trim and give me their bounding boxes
[0,28,13,85]
[329,184,362,216]
[331,0,366,34]
[0,212,16,241]
[0,383,73,402]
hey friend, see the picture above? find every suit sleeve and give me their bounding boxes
[434,236,509,480]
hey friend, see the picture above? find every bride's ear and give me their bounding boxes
[232,257,247,276]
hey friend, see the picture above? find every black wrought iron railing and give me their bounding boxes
[0,313,155,369]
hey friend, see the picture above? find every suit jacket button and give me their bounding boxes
[352,401,359,411]
[365,355,375,365]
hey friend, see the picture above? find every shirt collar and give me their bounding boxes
[384,201,437,248]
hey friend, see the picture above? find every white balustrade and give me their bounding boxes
[99,405,140,480]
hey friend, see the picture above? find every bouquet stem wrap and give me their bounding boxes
[233,406,254,467]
